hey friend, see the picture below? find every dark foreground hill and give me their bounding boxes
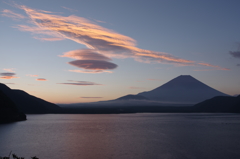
[0,83,61,114]
[193,95,240,113]
[0,89,26,123]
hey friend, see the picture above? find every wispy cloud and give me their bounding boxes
[229,51,240,59]
[4,83,15,85]
[129,86,146,89]
[194,69,214,71]
[3,68,15,72]
[147,78,161,81]
[0,72,19,79]
[62,6,78,12]
[1,9,25,20]
[34,37,64,41]
[69,69,113,74]
[3,4,229,72]
[198,63,230,71]
[28,84,39,86]
[15,24,64,41]
[36,78,47,81]
[79,97,103,99]
[27,74,39,77]
[58,80,102,86]
[237,64,240,67]
[194,68,223,71]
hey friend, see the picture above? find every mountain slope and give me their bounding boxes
[0,90,26,123]
[193,95,240,113]
[0,83,61,114]
[138,75,229,104]
[115,94,149,101]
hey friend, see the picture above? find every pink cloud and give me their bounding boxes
[62,6,78,12]
[194,69,216,71]
[0,76,18,79]
[34,37,64,41]
[68,60,117,71]
[61,49,117,73]
[36,78,47,81]
[0,72,19,79]
[3,68,15,72]
[60,49,112,61]
[4,83,15,85]
[15,24,64,41]
[69,69,113,73]
[198,63,230,70]
[129,86,146,89]
[1,9,25,20]
[147,78,161,81]
[4,4,229,71]
[6,5,194,64]
[27,74,39,77]
[28,84,39,86]
[79,97,103,99]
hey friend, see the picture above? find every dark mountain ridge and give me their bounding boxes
[0,89,26,123]
[0,83,61,114]
[1,74,238,115]
[59,95,240,114]
[193,95,240,113]
[115,94,149,101]
[58,75,239,114]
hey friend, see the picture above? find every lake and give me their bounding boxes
[0,113,240,159]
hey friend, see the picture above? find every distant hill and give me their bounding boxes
[0,89,26,123]
[56,75,238,114]
[0,83,61,114]
[115,94,149,101]
[59,75,231,111]
[59,95,240,114]
[138,75,229,104]
[193,95,240,113]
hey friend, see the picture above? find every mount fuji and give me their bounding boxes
[137,75,229,104]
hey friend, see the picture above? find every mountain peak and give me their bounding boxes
[0,83,11,90]
[138,75,229,104]
[179,75,192,77]
[172,75,198,80]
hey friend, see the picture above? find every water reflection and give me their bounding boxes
[0,114,240,159]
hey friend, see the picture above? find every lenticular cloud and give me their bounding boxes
[69,60,117,70]
[61,49,112,61]
[0,72,19,79]
[61,49,117,73]
[2,4,229,72]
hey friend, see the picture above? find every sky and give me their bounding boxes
[0,0,240,104]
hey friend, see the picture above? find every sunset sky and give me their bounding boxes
[1,0,240,104]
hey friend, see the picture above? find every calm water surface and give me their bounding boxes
[0,113,240,159]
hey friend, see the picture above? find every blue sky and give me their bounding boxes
[1,0,240,104]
